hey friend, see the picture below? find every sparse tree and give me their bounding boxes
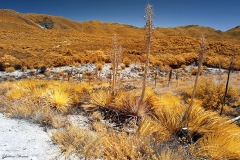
[140,3,154,103]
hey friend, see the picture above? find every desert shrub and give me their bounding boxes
[39,65,47,73]
[191,68,202,75]
[5,79,90,115]
[14,64,22,70]
[120,63,126,69]
[52,123,155,160]
[183,77,239,111]
[52,125,102,159]
[21,66,27,72]
[192,130,240,159]
[181,64,187,70]
[153,60,163,67]
[113,89,156,118]
[96,63,103,71]
[103,56,112,63]
[5,67,15,72]
[44,70,50,77]
[91,57,98,64]
[123,57,131,67]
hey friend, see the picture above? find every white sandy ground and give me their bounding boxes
[0,112,94,160]
[0,113,63,160]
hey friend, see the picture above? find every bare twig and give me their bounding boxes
[220,55,234,116]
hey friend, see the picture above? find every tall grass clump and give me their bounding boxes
[3,79,91,125]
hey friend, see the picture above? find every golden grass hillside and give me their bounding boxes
[0,9,240,71]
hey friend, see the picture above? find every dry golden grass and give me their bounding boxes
[192,131,240,159]
[89,89,112,107]
[3,79,91,124]
[52,125,102,159]
[47,86,74,113]
[184,76,240,111]
[113,89,156,118]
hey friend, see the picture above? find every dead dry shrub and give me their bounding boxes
[52,125,102,159]
[191,68,203,75]
[183,77,239,111]
[123,57,131,67]
[5,67,15,72]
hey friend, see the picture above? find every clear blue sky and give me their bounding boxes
[1,0,240,31]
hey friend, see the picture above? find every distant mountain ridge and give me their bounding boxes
[0,9,239,70]
[0,9,239,41]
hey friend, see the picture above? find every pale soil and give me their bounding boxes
[0,113,91,160]
[0,113,62,160]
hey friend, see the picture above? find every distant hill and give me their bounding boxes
[226,26,240,39]
[0,9,239,70]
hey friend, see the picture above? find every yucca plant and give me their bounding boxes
[140,3,154,103]
[184,37,207,129]
[114,89,155,118]
[111,34,122,95]
[47,88,73,113]
[89,89,112,107]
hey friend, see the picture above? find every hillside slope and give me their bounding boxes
[0,9,239,70]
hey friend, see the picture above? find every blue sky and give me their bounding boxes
[1,0,240,31]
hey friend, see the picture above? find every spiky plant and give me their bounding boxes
[47,86,73,113]
[114,89,155,118]
[140,3,154,103]
[89,90,112,107]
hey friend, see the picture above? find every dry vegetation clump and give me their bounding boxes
[52,90,240,159]
[122,57,131,67]
[192,128,240,159]
[5,66,15,72]
[183,76,239,111]
[2,79,91,126]
[52,125,102,159]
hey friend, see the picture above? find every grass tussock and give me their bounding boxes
[2,79,91,126]
[192,131,240,159]
[52,125,102,159]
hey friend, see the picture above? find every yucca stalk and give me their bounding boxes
[220,55,234,116]
[184,37,206,128]
[168,69,172,86]
[140,3,154,103]
[111,34,122,95]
